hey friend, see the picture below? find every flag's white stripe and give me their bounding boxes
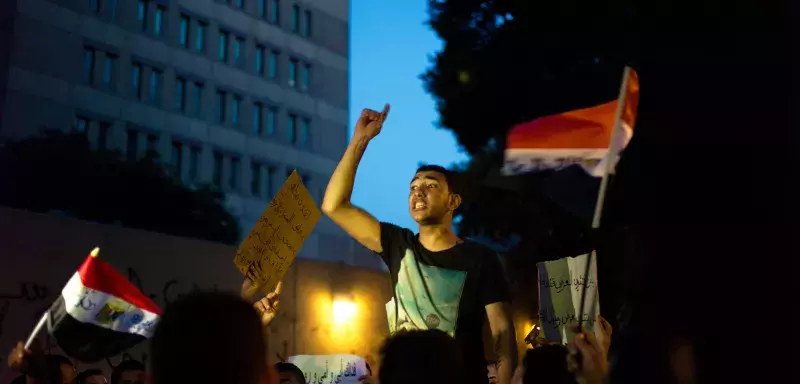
[62,273,159,338]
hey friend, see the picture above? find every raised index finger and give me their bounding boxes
[380,103,391,121]
[273,281,283,296]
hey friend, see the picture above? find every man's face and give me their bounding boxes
[118,369,146,384]
[278,371,305,384]
[409,171,456,224]
[487,363,499,384]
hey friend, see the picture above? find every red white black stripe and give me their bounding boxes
[45,250,162,362]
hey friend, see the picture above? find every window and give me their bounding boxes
[265,166,274,197]
[215,90,227,123]
[299,118,309,147]
[90,0,101,13]
[302,10,312,37]
[212,152,223,187]
[154,5,166,38]
[266,106,277,135]
[149,69,162,105]
[109,0,118,22]
[252,103,263,135]
[250,161,262,196]
[255,45,265,76]
[179,14,189,48]
[300,63,310,91]
[258,0,266,19]
[195,21,207,53]
[218,30,229,62]
[146,134,158,153]
[232,94,242,126]
[291,4,300,33]
[97,122,110,150]
[171,141,183,177]
[175,77,186,112]
[233,36,244,67]
[229,157,240,190]
[132,62,143,99]
[268,50,278,80]
[287,113,297,144]
[83,47,95,84]
[75,116,89,133]
[103,53,117,89]
[234,0,244,9]
[126,129,138,161]
[269,0,280,24]
[193,82,204,117]
[189,146,200,182]
[288,59,297,87]
[137,0,147,32]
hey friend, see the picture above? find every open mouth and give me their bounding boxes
[412,200,427,212]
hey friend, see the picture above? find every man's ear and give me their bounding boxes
[449,194,462,211]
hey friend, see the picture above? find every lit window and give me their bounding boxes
[179,15,189,48]
[233,36,244,67]
[137,0,147,32]
[291,5,300,33]
[268,50,278,80]
[266,106,277,135]
[299,118,310,147]
[302,10,312,37]
[257,0,266,19]
[235,0,244,9]
[288,59,298,88]
[232,94,242,126]
[154,5,166,38]
[269,0,280,24]
[218,30,229,62]
[195,21,207,52]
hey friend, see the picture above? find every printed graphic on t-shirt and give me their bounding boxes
[385,248,467,337]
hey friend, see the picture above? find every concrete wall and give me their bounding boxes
[0,207,392,381]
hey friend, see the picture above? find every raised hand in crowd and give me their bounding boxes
[241,278,283,328]
[7,341,33,373]
[566,315,613,384]
[354,104,390,141]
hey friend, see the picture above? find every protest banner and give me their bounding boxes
[234,170,322,294]
[537,253,600,344]
[287,354,367,384]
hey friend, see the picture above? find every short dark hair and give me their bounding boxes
[275,362,306,382]
[415,164,460,195]
[150,291,266,384]
[521,345,576,384]
[76,369,105,384]
[111,359,145,384]
[379,330,466,384]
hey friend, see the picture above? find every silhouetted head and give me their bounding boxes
[275,362,305,384]
[111,359,145,384]
[76,368,106,384]
[149,291,270,384]
[511,345,576,384]
[409,165,462,226]
[379,329,466,384]
[487,360,499,384]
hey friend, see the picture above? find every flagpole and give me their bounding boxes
[24,247,101,350]
[577,67,632,331]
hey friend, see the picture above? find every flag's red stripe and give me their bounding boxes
[506,101,617,150]
[76,255,162,315]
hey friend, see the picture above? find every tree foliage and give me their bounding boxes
[0,130,240,244]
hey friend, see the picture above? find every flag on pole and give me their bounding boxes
[503,67,640,177]
[44,248,161,362]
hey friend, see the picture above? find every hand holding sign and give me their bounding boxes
[234,170,321,294]
[254,281,282,327]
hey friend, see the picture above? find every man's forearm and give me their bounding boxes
[321,134,370,212]
[494,329,518,384]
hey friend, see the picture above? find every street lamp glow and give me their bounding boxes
[332,300,356,324]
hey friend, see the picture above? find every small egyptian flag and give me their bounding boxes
[45,248,161,362]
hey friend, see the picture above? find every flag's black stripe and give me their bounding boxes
[48,296,147,362]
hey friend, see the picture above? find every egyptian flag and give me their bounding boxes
[45,248,161,362]
[503,67,640,177]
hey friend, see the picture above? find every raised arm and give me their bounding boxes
[321,104,390,253]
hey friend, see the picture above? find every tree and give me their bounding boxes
[0,130,240,244]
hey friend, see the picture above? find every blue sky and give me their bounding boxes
[347,0,468,230]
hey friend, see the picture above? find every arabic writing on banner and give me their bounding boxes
[287,354,367,384]
[536,253,600,344]
[234,170,321,293]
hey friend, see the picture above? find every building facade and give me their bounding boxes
[0,0,379,268]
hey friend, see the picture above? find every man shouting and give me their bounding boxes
[322,104,517,384]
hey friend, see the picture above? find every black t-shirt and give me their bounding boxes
[378,222,510,383]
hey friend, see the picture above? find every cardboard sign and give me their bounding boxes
[234,170,321,293]
[287,354,367,384]
[537,253,600,344]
